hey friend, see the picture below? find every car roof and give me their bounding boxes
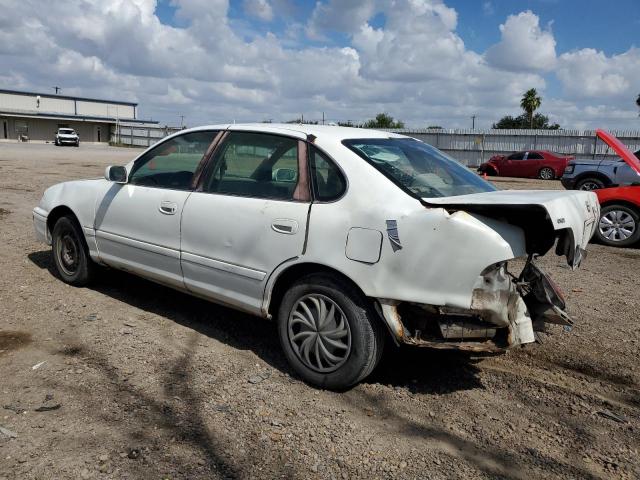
[177,123,408,142]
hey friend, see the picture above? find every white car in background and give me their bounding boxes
[33,124,598,389]
[55,128,80,146]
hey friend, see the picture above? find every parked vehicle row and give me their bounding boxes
[476,130,640,248]
[33,124,598,389]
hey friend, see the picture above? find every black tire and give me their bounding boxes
[51,215,95,286]
[576,177,605,191]
[55,140,59,146]
[75,142,80,147]
[539,167,555,180]
[595,204,640,247]
[478,165,497,176]
[277,273,385,390]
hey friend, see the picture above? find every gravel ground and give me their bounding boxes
[0,143,638,479]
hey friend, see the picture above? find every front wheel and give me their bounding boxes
[277,273,384,390]
[539,167,555,180]
[576,177,605,191]
[595,204,640,247]
[52,215,95,286]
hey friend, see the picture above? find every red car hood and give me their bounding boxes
[597,129,640,174]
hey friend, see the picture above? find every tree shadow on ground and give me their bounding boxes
[28,250,607,479]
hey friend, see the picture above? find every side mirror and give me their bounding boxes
[105,166,128,184]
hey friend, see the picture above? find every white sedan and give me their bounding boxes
[33,124,598,389]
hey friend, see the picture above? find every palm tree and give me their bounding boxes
[520,88,542,129]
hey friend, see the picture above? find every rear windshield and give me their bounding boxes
[343,138,496,198]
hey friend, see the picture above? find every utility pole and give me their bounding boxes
[471,115,476,129]
[53,86,61,94]
[179,115,185,128]
[322,112,325,125]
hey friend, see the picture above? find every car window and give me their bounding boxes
[129,131,218,190]
[528,152,544,160]
[204,131,299,201]
[310,147,346,201]
[507,152,525,160]
[344,138,495,198]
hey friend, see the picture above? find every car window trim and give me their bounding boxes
[196,130,311,203]
[127,129,221,191]
[308,144,348,203]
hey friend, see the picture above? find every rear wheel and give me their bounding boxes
[539,167,555,180]
[596,204,640,247]
[52,215,95,286]
[277,273,384,390]
[576,177,605,191]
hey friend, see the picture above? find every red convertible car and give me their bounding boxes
[593,129,640,247]
[478,150,573,180]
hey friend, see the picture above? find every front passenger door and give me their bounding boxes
[95,130,219,288]
[501,152,525,176]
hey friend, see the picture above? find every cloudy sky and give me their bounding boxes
[1,0,639,129]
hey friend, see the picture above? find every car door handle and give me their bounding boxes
[159,201,178,215]
[271,219,299,235]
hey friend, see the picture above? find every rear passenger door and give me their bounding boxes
[180,131,311,314]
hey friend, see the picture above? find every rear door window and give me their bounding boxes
[204,131,300,201]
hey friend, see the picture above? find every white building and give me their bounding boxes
[0,88,157,143]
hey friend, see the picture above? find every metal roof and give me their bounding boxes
[0,88,137,106]
[0,110,157,124]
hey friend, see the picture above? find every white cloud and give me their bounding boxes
[485,10,557,72]
[557,47,640,99]
[0,0,637,129]
[306,0,378,39]
[243,0,274,22]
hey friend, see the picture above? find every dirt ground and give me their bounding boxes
[0,143,638,479]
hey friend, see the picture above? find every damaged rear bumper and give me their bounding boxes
[376,259,571,353]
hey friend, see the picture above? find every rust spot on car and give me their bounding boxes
[0,331,32,355]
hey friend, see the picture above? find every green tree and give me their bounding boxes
[492,113,560,130]
[636,93,640,115]
[363,113,405,129]
[520,88,542,128]
[285,118,318,124]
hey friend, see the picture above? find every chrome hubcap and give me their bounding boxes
[579,181,599,191]
[57,234,79,275]
[599,210,636,241]
[540,168,553,179]
[288,294,351,373]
